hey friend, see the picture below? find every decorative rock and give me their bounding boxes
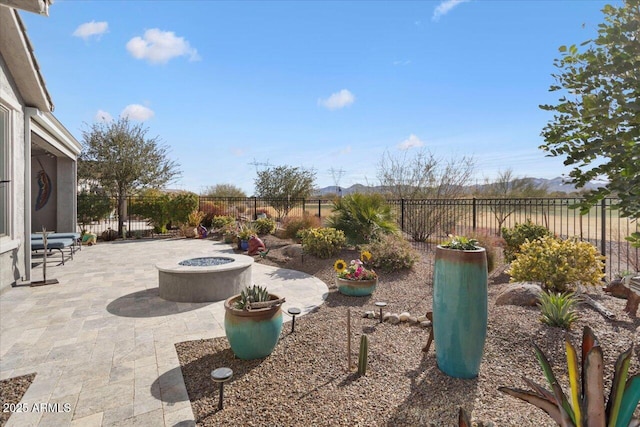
[383,312,391,321]
[495,282,542,307]
[389,313,400,324]
[282,244,304,258]
[399,312,410,322]
[363,310,375,319]
[409,316,418,324]
[417,315,428,323]
[420,321,432,328]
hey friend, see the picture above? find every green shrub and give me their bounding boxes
[507,235,605,292]
[501,220,551,262]
[538,291,579,330]
[326,193,398,245]
[254,218,276,235]
[282,214,321,239]
[299,227,346,259]
[210,215,236,230]
[169,192,199,225]
[364,234,418,273]
[77,191,113,227]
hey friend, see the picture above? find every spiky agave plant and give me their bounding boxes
[234,285,271,309]
[538,291,579,330]
[499,326,640,427]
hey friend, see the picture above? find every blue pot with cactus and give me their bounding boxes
[224,285,283,360]
[432,236,488,379]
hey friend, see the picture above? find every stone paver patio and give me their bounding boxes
[0,238,328,426]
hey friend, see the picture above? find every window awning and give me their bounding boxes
[0,0,51,16]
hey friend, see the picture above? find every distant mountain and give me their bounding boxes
[313,177,608,197]
[522,177,608,194]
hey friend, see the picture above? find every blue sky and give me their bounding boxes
[21,0,612,195]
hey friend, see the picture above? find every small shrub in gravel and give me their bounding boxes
[282,213,321,239]
[501,220,551,262]
[364,233,418,272]
[209,215,235,230]
[508,236,605,292]
[254,217,276,235]
[299,227,346,259]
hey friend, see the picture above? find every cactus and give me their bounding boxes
[358,334,368,375]
[234,285,271,309]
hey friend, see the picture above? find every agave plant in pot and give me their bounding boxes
[433,235,488,379]
[224,285,285,360]
[334,250,378,296]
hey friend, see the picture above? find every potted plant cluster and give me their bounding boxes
[224,285,285,360]
[182,209,205,238]
[334,250,378,296]
[433,235,488,379]
[237,224,256,251]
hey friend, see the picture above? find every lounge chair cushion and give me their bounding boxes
[31,238,74,251]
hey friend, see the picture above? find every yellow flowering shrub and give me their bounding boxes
[299,227,346,259]
[507,235,605,292]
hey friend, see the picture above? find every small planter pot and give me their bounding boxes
[336,277,377,296]
[240,239,249,251]
[224,294,283,360]
[432,245,488,379]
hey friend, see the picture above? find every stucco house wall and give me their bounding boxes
[0,52,27,289]
[0,4,80,292]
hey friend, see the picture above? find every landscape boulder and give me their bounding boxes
[495,283,542,307]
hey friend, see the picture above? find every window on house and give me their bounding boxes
[0,105,8,237]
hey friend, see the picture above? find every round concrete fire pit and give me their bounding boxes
[156,254,254,303]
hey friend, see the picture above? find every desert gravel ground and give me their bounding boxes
[176,237,640,427]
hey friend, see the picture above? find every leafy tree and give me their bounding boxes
[539,0,640,246]
[79,117,181,235]
[202,183,247,198]
[254,165,316,219]
[376,148,474,241]
[478,169,548,234]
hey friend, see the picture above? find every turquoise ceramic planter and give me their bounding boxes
[337,278,377,296]
[433,245,488,379]
[224,295,283,360]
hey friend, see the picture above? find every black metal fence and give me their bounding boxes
[77,195,639,277]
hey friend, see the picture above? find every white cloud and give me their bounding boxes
[432,0,471,21]
[393,60,412,66]
[94,110,113,122]
[126,29,200,64]
[398,134,425,150]
[121,104,155,121]
[73,21,109,40]
[318,89,355,110]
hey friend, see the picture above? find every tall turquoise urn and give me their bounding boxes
[432,245,488,379]
[224,294,283,360]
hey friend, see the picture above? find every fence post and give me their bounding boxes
[317,199,321,219]
[472,197,477,231]
[401,199,405,231]
[252,197,257,220]
[600,198,606,261]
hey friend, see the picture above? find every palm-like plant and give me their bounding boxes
[326,193,398,245]
[499,326,640,426]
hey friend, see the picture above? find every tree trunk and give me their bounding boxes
[117,193,126,237]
